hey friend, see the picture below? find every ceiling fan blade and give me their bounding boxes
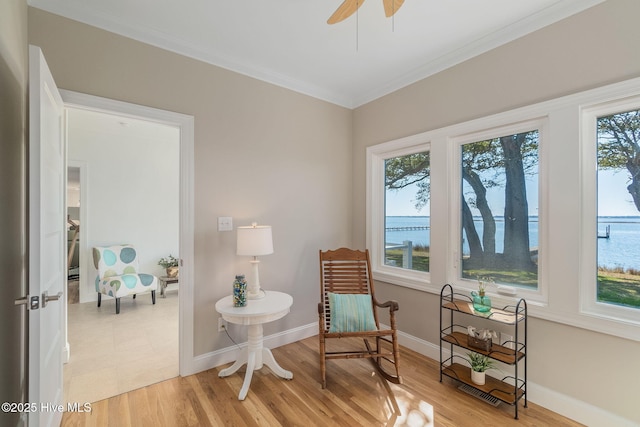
[382,0,404,17]
[327,0,366,25]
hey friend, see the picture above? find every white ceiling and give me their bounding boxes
[29,0,604,108]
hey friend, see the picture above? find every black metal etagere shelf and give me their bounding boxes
[439,284,527,419]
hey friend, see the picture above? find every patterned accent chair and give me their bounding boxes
[93,244,158,314]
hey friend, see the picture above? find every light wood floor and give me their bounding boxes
[61,336,583,427]
[64,289,179,405]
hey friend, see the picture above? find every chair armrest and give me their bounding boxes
[374,299,399,312]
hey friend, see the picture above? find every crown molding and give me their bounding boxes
[351,0,606,107]
[29,0,605,109]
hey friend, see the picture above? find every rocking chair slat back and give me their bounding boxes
[317,248,401,388]
[319,248,378,332]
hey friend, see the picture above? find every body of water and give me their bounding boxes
[385,216,640,270]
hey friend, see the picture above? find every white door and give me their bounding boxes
[28,45,65,427]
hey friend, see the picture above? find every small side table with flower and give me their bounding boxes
[158,255,179,298]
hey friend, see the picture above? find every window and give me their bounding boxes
[367,137,430,290]
[582,93,640,331]
[368,77,640,341]
[581,101,640,322]
[597,108,640,311]
[459,130,540,290]
[384,152,430,273]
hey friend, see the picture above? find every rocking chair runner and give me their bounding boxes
[318,248,401,388]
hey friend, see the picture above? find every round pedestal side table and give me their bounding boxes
[215,291,293,400]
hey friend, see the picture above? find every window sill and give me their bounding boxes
[371,268,432,293]
[374,273,640,342]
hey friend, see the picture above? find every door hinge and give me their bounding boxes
[14,295,39,310]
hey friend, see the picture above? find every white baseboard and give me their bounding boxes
[63,341,70,364]
[191,322,317,375]
[395,328,441,359]
[526,383,637,427]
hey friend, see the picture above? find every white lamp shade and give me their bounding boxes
[237,224,273,256]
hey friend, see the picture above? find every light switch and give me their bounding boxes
[218,216,233,232]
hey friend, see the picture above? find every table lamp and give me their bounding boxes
[237,222,273,299]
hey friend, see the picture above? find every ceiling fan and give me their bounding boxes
[327,0,405,24]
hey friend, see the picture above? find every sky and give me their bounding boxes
[598,169,639,216]
[385,174,538,217]
[386,183,429,216]
[385,169,639,217]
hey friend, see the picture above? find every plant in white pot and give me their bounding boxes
[467,352,495,386]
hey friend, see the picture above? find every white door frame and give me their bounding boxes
[66,161,86,306]
[60,90,196,376]
[63,160,86,363]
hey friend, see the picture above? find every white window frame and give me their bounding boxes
[367,77,640,342]
[448,119,549,306]
[580,95,640,326]
[366,135,431,291]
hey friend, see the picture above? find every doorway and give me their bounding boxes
[67,165,81,305]
[64,107,180,404]
[59,91,195,404]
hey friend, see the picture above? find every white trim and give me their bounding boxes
[448,118,548,306]
[368,76,640,342]
[352,0,606,107]
[69,160,90,304]
[59,89,197,376]
[192,322,317,374]
[64,160,87,364]
[396,328,441,360]
[62,111,71,366]
[580,96,640,328]
[27,0,351,108]
[366,136,431,291]
[527,383,637,427]
[62,342,70,365]
[27,1,604,109]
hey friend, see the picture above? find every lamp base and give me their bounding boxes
[247,288,266,300]
[247,259,265,299]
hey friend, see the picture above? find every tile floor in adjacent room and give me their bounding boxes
[64,286,179,405]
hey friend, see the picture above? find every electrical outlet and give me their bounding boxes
[501,333,514,349]
[217,317,226,332]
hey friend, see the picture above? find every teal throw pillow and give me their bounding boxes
[328,292,377,333]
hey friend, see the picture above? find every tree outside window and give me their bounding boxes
[460,131,539,289]
[597,109,640,309]
[384,152,430,272]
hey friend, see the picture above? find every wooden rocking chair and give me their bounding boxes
[318,248,401,388]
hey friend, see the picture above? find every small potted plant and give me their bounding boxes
[467,351,495,385]
[158,255,179,278]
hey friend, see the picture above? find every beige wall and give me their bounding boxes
[0,0,27,426]
[353,0,640,423]
[27,7,353,356]
[25,0,640,423]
